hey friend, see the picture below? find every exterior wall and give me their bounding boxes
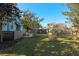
[2,16,23,32]
[14,31,24,40]
[2,20,17,31]
[0,16,25,40]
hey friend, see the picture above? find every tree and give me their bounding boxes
[63,3,79,38]
[0,3,21,28]
[21,10,43,31]
[0,3,21,42]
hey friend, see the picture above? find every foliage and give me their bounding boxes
[21,10,44,30]
[0,3,21,20]
[63,3,79,37]
[0,3,21,30]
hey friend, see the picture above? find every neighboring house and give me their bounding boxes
[2,16,23,31]
[47,23,69,35]
[0,16,25,41]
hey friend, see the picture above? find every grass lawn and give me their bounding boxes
[0,34,79,56]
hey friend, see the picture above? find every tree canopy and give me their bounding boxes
[0,3,21,20]
[63,4,79,28]
[21,10,44,30]
[63,3,79,37]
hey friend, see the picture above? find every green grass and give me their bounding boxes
[0,34,79,56]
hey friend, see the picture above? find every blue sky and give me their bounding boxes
[17,3,69,27]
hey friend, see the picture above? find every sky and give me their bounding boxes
[17,3,69,27]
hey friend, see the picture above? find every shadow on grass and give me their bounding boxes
[1,34,79,56]
[33,37,79,56]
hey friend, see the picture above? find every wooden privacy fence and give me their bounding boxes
[0,31,24,42]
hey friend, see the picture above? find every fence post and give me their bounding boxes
[1,31,3,42]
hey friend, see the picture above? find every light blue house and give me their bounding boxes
[1,15,25,40]
[2,16,23,32]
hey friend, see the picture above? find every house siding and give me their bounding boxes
[2,16,23,31]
